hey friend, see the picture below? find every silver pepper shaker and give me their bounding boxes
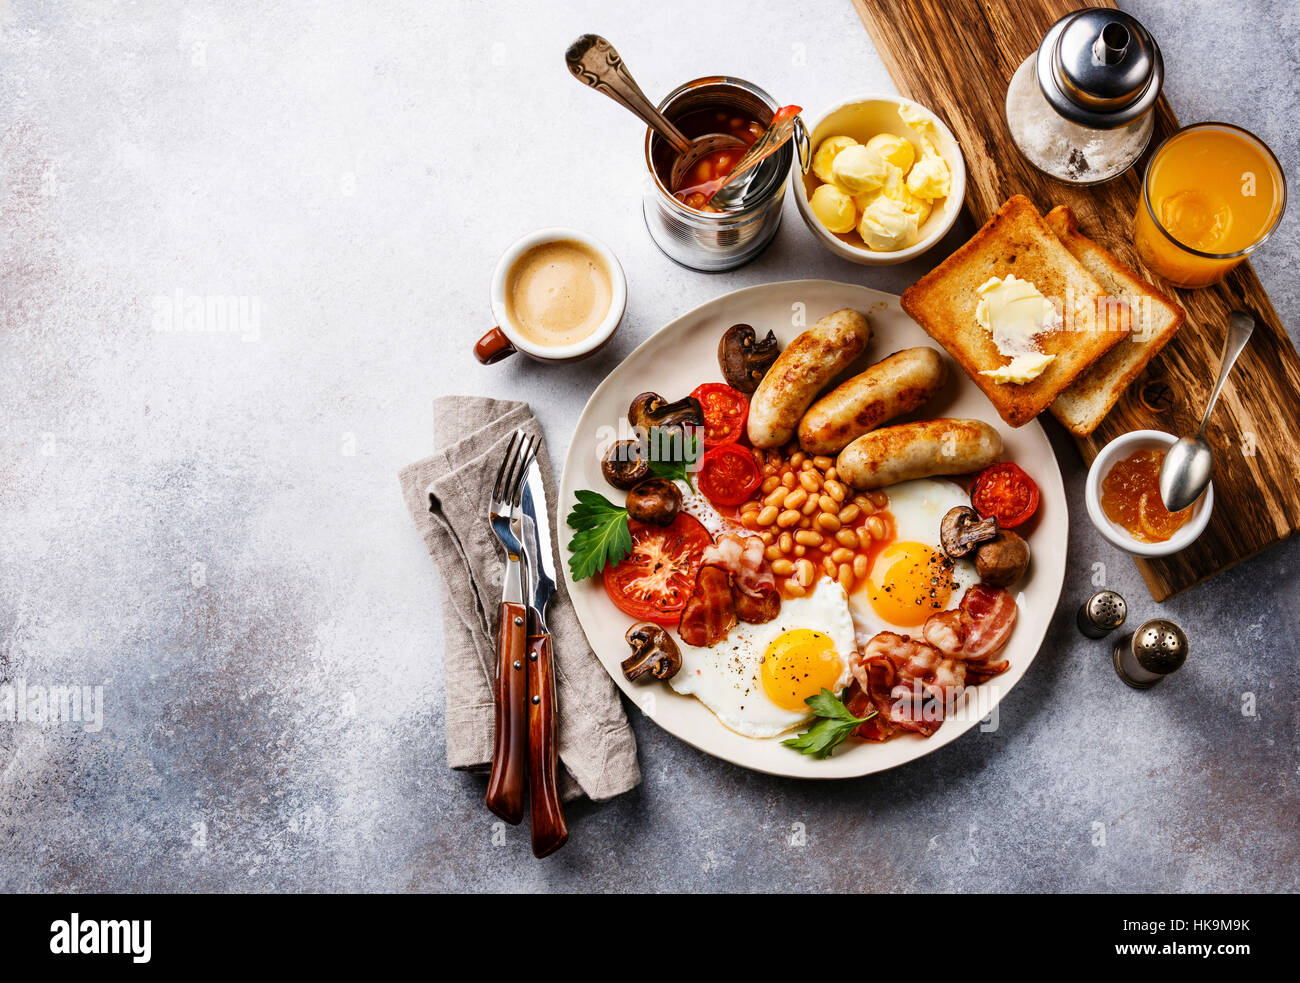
[1077,590,1127,639]
[1113,619,1188,689]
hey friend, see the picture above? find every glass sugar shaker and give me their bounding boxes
[1005,8,1164,185]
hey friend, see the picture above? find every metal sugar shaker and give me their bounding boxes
[1005,7,1164,185]
[1113,619,1188,689]
[1077,590,1127,639]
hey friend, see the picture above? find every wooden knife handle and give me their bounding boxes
[527,633,568,858]
[485,601,528,825]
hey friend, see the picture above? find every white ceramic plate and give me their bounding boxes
[558,280,1067,778]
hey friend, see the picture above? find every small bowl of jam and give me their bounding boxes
[1085,430,1213,557]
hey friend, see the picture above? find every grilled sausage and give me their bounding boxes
[797,347,948,455]
[746,309,870,448]
[836,418,1003,490]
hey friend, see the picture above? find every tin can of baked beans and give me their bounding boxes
[642,77,793,272]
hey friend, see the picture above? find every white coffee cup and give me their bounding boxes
[475,228,627,364]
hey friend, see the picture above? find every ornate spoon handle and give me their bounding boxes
[565,34,692,156]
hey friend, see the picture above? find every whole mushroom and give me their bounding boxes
[622,623,682,681]
[625,478,681,526]
[975,530,1031,588]
[718,323,780,393]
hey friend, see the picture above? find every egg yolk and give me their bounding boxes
[760,629,844,712]
[867,541,957,627]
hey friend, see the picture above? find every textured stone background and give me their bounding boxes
[0,0,1295,892]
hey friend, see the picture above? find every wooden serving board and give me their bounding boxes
[853,0,1300,601]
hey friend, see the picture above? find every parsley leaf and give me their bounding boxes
[565,489,632,581]
[645,428,700,493]
[781,688,876,759]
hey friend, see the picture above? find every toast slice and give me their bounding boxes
[1045,205,1186,437]
[900,195,1129,427]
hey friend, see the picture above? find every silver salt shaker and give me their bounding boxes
[1113,619,1188,689]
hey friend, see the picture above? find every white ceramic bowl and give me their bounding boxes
[1085,430,1213,557]
[792,94,966,266]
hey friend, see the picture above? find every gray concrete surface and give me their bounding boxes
[0,0,1296,892]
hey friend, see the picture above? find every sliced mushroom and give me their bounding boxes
[718,323,780,394]
[627,392,704,435]
[939,506,1000,559]
[602,439,650,490]
[626,478,681,526]
[975,530,1030,588]
[622,623,682,682]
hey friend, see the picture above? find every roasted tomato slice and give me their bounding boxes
[971,463,1040,529]
[690,382,749,448]
[602,513,711,626]
[697,442,763,507]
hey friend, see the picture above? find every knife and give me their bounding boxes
[519,458,569,857]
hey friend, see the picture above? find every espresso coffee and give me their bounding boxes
[504,239,612,348]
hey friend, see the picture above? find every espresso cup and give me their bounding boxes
[475,228,626,364]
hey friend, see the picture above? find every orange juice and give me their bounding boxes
[1134,123,1286,288]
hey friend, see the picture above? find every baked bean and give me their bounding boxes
[825,479,847,502]
[756,505,779,526]
[818,494,838,514]
[764,486,787,508]
[760,529,775,545]
[777,531,793,553]
[869,490,889,509]
[771,558,794,576]
[853,554,869,579]
[761,475,780,494]
[741,512,761,530]
[798,471,820,493]
[824,467,837,481]
[781,472,797,490]
[777,509,801,528]
[790,451,806,468]
[854,494,875,513]
[831,547,854,565]
[798,515,812,529]
[793,544,806,557]
[835,528,859,549]
[783,488,808,510]
[838,504,861,524]
[822,555,837,578]
[812,456,834,471]
[795,530,823,547]
[785,581,806,598]
[796,559,815,586]
[837,564,854,592]
[764,545,780,562]
[867,516,887,539]
[816,512,842,533]
[801,459,816,472]
[800,496,818,516]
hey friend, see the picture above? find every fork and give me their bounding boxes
[484,429,538,824]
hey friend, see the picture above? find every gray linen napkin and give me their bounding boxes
[398,395,640,802]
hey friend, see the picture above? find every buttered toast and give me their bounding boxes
[900,195,1129,428]
[1045,206,1186,437]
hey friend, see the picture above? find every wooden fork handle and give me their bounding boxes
[486,601,528,825]
[527,632,568,857]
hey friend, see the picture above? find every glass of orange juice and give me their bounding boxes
[1134,122,1286,288]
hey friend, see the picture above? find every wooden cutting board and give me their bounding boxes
[853,0,1300,601]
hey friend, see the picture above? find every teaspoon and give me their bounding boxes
[1158,309,1255,512]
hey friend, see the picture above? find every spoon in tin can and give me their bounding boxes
[564,34,746,190]
[1158,309,1255,512]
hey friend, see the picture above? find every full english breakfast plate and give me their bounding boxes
[559,279,1067,778]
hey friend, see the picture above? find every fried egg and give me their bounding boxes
[851,479,978,634]
[669,581,855,738]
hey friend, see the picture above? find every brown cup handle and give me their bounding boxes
[475,326,516,365]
